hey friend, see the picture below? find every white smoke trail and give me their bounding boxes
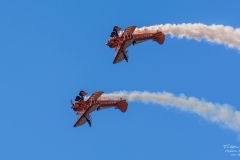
[134,23,240,50]
[101,91,240,132]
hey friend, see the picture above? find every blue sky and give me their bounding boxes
[1,0,240,159]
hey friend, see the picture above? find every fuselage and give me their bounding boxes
[106,32,165,48]
[72,99,127,115]
[106,32,156,48]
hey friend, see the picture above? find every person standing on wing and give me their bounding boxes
[75,90,88,101]
[110,26,122,37]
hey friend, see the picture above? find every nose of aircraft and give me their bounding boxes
[106,41,110,46]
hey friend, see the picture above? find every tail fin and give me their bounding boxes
[152,32,165,44]
[116,100,128,112]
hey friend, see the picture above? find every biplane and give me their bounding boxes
[70,91,128,127]
[106,26,165,64]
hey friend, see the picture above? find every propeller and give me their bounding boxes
[70,99,74,108]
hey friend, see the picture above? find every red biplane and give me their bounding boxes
[106,26,165,64]
[71,91,128,127]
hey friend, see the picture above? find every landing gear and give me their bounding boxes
[122,51,128,62]
[83,115,92,127]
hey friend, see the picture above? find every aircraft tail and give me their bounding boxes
[152,32,165,44]
[116,100,128,112]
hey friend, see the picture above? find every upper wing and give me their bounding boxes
[85,91,104,103]
[120,26,137,38]
[73,104,100,127]
[113,38,134,64]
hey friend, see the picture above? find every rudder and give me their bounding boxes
[152,32,165,44]
[116,100,128,112]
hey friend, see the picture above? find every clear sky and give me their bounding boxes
[1,0,240,159]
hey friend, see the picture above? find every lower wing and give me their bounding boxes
[113,38,133,64]
[73,104,100,127]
